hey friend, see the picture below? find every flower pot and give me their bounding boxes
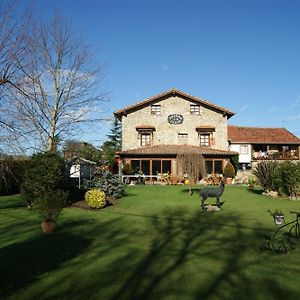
[226,178,233,185]
[274,215,284,225]
[41,221,56,233]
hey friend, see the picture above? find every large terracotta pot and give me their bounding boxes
[41,221,56,234]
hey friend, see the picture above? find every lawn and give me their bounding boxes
[1,185,300,300]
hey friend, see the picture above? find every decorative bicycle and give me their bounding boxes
[261,211,300,254]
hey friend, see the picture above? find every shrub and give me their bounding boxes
[34,189,68,222]
[253,161,279,191]
[85,189,106,209]
[230,155,239,175]
[276,161,300,198]
[84,170,125,200]
[223,162,235,178]
[122,163,132,175]
[21,152,68,217]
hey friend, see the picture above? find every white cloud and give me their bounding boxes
[240,105,248,112]
[288,114,300,121]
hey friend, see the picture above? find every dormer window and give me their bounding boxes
[151,105,161,115]
[190,104,200,115]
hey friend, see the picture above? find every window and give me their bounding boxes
[152,160,161,175]
[141,133,151,146]
[130,159,172,176]
[131,160,140,173]
[178,133,188,139]
[190,105,200,115]
[200,133,210,146]
[205,160,224,175]
[240,145,249,154]
[151,105,161,115]
[162,160,171,173]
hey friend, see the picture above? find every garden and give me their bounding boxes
[1,183,300,300]
[1,154,300,299]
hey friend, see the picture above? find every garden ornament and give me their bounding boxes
[199,178,225,210]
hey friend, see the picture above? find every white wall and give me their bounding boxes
[229,144,252,163]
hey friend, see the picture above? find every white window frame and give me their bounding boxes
[141,133,151,146]
[200,133,210,146]
[151,105,161,115]
[190,104,200,115]
[240,145,249,154]
[178,133,188,139]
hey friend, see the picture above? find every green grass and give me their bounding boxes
[1,186,300,300]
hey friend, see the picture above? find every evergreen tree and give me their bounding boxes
[101,118,122,166]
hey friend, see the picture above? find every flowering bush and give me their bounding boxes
[85,189,106,209]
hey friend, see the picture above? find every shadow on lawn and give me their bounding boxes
[0,222,92,299]
[180,187,201,196]
[2,206,297,299]
[107,209,294,300]
[0,196,26,209]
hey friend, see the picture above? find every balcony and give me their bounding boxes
[253,150,299,161]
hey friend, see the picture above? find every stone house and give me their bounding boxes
[114,88,237,177]
[228,125,300,169]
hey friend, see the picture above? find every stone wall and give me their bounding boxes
[121,95,228,151]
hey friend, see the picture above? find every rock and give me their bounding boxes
[205,205,221,212]
[263,190,279,198]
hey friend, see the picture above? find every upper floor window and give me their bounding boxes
[200,133,210,146]
[240,145,249,154]
[178,133,188,139]
[151,105,161,115]
[190,104,200,115]
[141,133,151,146]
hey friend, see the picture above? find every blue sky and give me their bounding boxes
[31,0,300,144]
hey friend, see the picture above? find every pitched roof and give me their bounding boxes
[114,88,235,119]
[228,125,300,144]
[118,144,238,156]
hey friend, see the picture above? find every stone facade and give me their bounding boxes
[121,94,229,151]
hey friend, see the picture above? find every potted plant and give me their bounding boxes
[34,190,67,233]
[223,161,235,184]
[269,209,285,225]
[21,152,68,233]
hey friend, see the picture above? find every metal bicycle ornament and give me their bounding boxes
[261,211,300,254]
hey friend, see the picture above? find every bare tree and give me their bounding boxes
[12,13,107,152]
[0,1,31,151]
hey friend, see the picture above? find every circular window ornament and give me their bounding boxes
[168,114,184,125]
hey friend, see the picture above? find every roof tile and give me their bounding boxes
[228,126,300,144]
[118,144,238,156]
[114,88,235,119]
